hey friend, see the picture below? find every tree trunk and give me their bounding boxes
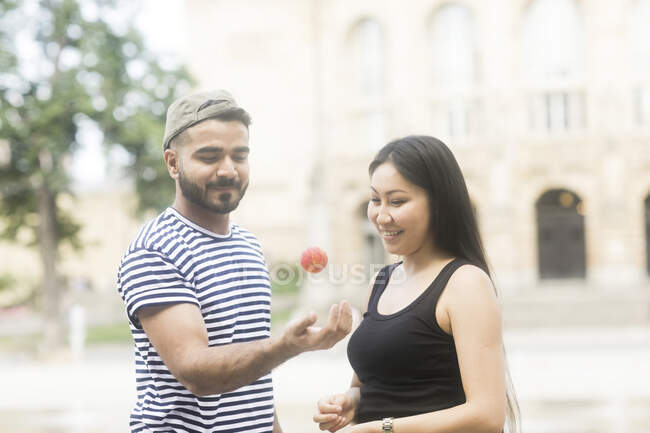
[38,180,64,352]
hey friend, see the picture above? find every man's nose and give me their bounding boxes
[217,157,236,178]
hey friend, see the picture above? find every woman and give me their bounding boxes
[313,136,518,433]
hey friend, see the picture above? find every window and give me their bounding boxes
[358,110,386,153]
[645,194,650,275]
[360,202,385,280]
[630,0,650,71]
[430,4,477,89]
[352,18,385,97]
[630,0,650,126]
[429,4,480,138]
[522,0,585,132]
[636,88,650,126]
[527,90,586,131]
[348,18,386,151]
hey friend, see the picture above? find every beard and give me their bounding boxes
[178,169,248,214]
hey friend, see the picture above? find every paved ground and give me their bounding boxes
[1,327,650,433]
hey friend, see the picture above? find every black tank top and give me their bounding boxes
[347,258,468,423]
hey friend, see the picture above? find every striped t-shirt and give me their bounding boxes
[117,207,274,433]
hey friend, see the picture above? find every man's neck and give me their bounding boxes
[172,197,231,235]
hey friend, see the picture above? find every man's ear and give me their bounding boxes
[164,148,180,180]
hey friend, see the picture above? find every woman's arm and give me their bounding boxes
[314,373,362,432]
[347,264,506,433]
[315,268,377,431]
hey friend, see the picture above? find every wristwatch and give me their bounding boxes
[381,417,394,433]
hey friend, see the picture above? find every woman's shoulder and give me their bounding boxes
[449,261,491,284]
[442,261,497,305]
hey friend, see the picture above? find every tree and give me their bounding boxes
[0,0,192,350]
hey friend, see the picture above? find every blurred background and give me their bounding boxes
[1,0,649,432]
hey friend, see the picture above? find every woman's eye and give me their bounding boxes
[391,200,404,206]
[370,198,380,204]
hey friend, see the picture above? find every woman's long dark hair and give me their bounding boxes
[369,135,520,433]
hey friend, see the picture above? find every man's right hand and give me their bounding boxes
[138,300,352,397]
[281,300,353,355]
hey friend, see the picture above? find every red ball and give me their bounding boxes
[300,247,328,273]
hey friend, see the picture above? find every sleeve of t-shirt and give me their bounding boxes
[117,248,199,329]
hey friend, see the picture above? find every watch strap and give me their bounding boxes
[381,417,394,433]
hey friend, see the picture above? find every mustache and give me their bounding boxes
[206,178,241,189]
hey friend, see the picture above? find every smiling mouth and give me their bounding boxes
[381,230,403,237]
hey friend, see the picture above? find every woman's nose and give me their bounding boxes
[376,210,392,225]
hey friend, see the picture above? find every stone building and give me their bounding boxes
[183,0,650,326]
[3,0,647,328]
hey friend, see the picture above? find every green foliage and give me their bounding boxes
[0,0,193,251]
[0,272,15,292]
[0,1,17,72]
[270,308,292,328]
[85,321,132,344]
[0,321,132,352]
[269,263,303,295]
[0,273,35,308]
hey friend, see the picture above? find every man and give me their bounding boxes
[117,90,352,433]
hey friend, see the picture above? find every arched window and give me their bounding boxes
[430,4,477,89]
[352,18,385,98]
[522,0,585,132]
[359,202,385,278]
[536,189,586,279]
[630,0,650,126]
[429,3,480,138]
[348,18,387,152]
[645,194,650,275]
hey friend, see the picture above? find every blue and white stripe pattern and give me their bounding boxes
[117,207,274,433]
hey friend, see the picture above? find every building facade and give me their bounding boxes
[183,0,650,327]
[4,0,646,327]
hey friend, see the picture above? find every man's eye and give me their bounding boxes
[199,156,218,163]
[233,154,248,161]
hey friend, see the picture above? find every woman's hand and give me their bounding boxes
[313,388,359,432]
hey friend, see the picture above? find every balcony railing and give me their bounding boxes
[527,88,586,133]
